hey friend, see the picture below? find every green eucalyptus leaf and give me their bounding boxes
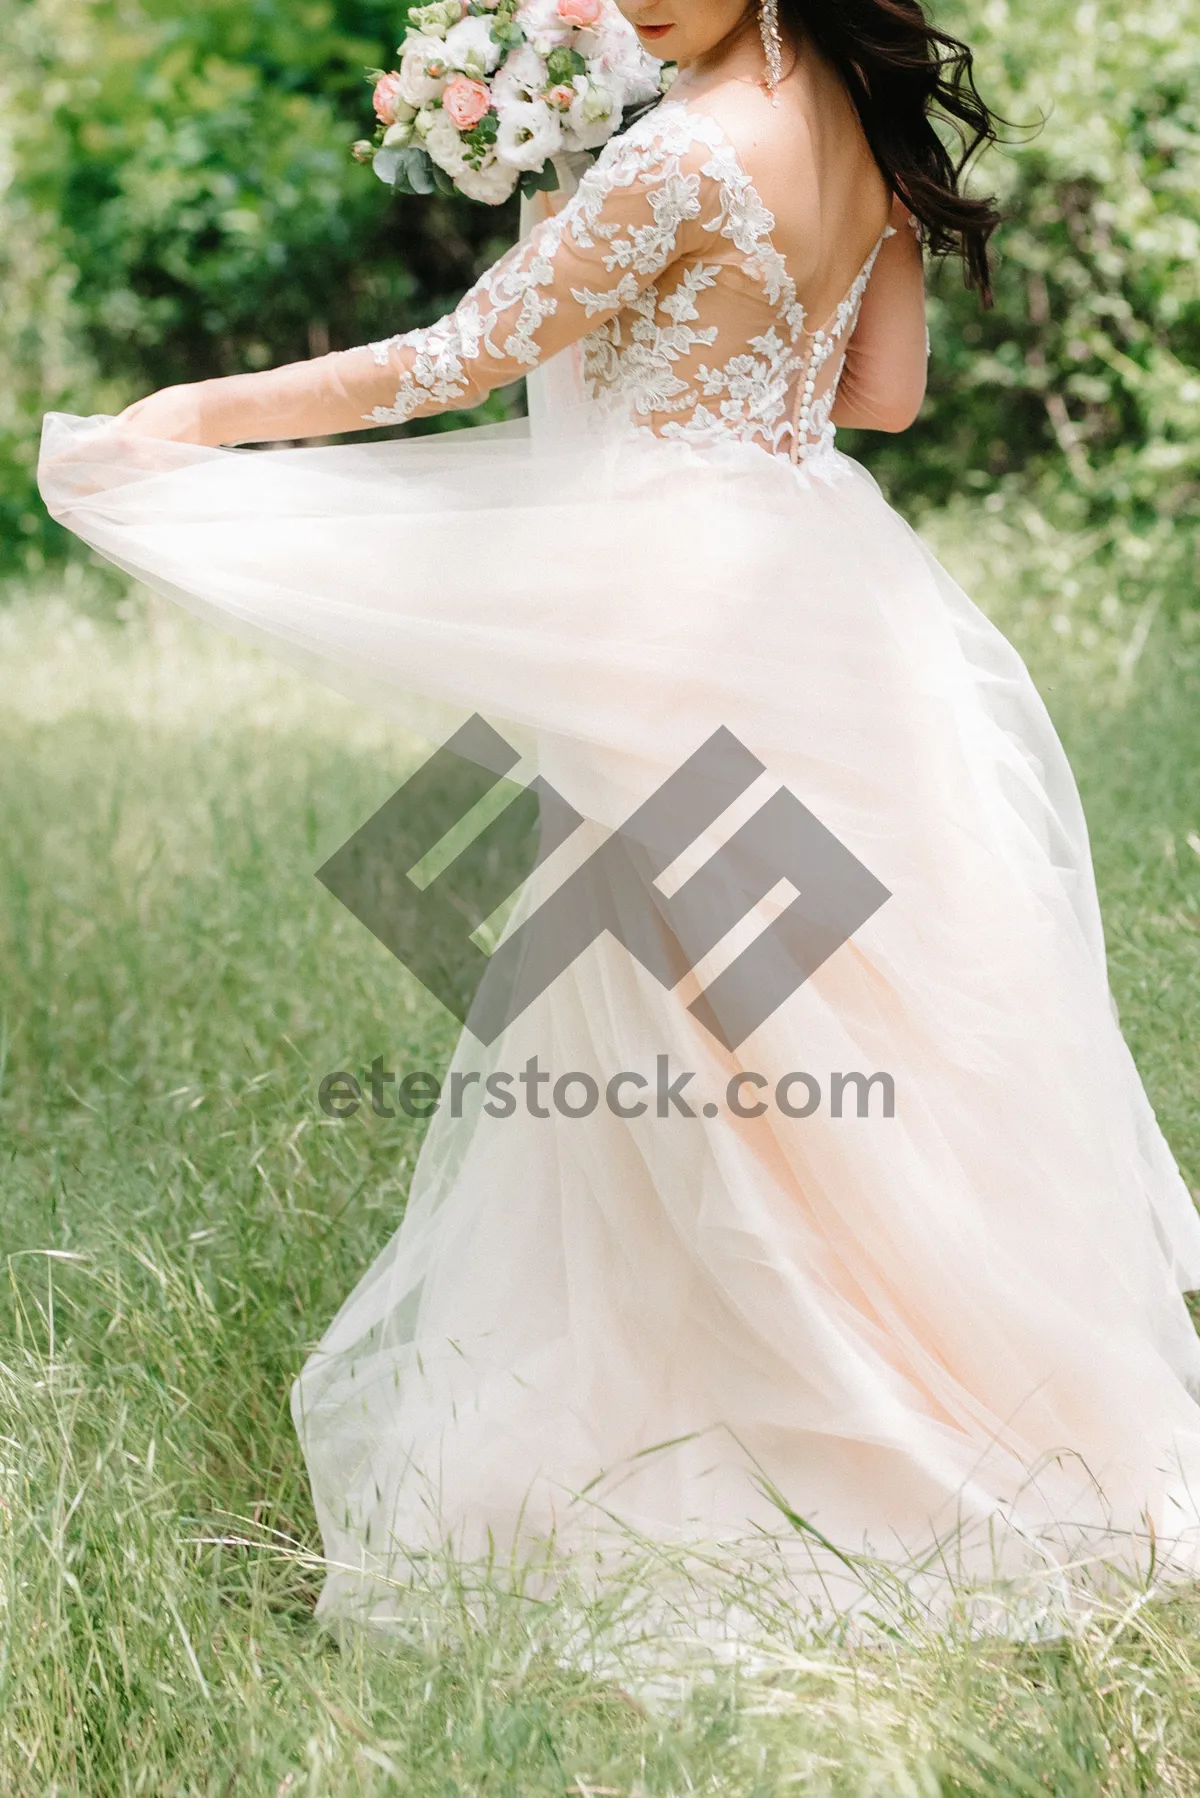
[398,147,437,195]
[518,160,561,199]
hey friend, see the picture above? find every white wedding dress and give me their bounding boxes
[39,98,1200,1627]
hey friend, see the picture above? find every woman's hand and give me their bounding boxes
[115,383,210,443]
[111,348,394,448]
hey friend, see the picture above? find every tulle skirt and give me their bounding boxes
[38,405,1200,1628]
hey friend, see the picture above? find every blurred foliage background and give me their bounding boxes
[2,0,1198,610]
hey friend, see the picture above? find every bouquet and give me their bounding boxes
[353,0,670,205]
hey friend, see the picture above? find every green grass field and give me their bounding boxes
[2,512,1200,1796]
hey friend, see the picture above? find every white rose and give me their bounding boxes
[422,110,471,177]
[491,44,549,109]
[516,0,573,52]
[563,76,620,149]
[382,117,416,147]
[442,15,503,76]
[620,55,663,106]
[406,0,465,37]
[570,21,606,58]
[574,17,660,104]
[455,155,521,203]
[495,98,564,170]
[397,33,450,107]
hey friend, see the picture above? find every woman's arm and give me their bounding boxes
[830,195,928,434]
[114,351,394,446]
[116,124,721,448]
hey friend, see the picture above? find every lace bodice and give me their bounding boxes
[366,102,893,466]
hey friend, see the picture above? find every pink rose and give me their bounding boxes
[556,0,602,23]
[442,75,493,130]
[545,82,576,109]
[373,71,405,123]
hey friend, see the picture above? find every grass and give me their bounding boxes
[1,512,1199,1796]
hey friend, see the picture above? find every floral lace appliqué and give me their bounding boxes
[368,102,892,466]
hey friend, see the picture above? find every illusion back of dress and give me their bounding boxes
[366,103,894,466]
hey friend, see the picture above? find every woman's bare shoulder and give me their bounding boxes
[681,76,819,175]
[677,66,891,290]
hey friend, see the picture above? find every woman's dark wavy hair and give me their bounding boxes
[780,0,1001,304]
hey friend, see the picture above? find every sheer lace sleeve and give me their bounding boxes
[143,114,725,448]
[363,118,723,427]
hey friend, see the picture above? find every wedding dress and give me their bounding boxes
[39,97,1200,1627]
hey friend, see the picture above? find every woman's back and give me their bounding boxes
[683,47,893,325]
[664,42,929,445]
[511,73,919,465]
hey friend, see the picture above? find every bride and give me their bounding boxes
[40,0,1200,1625]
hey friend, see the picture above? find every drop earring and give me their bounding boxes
[758,0,783,100]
